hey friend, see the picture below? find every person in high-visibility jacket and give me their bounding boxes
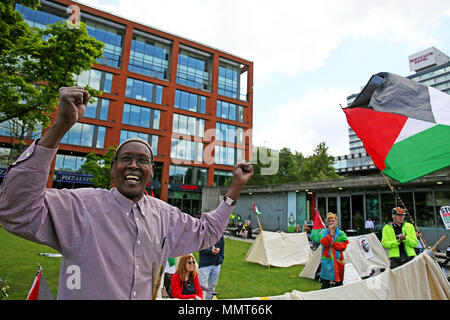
[381,207,418,269]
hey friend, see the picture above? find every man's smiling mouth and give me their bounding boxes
[125,175,141,184]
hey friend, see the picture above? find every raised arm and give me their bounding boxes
[0,87,90,252]
[38,86,89,148]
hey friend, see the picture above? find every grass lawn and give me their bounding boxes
[0,227,60,300]
[193,238,320,299]
[0,227,320,300]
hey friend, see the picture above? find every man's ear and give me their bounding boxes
[110,160,115,180]
[150,163,156,179]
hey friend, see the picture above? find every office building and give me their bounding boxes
[0,0,253,216]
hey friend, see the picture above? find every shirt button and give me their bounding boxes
[137,240,141,245]
[133,291,136,297]
[136,265,139,270]
[135,218,139,222]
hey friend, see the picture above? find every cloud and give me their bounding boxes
[83,0,450,79]
[252,88,350,156]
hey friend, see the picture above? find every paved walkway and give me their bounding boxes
[224,234,255,243]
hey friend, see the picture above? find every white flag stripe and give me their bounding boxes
[429,86,450,126]
[394,117,436,144]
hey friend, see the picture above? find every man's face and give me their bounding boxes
[393,213,405,226]
[111,142,154,202]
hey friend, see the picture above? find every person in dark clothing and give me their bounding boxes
[198,235,225,299]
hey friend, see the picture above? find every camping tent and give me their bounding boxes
[299,233,389,279]
[244,231,313,267]
[246,253,450,300]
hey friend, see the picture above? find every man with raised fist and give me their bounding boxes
[0,87,253,300]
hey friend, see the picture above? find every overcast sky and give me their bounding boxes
[81,0,450,156]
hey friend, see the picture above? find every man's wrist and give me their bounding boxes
[223,195,236,206]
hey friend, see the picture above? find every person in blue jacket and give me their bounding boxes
[198,235,225,299]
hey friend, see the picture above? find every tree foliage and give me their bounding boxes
[0,1,104,154]
[233,142,341,186]
[80,147,116,189]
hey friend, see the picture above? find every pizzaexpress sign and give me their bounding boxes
[54,172,93,184]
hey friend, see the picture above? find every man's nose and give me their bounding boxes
[128,158,139,168]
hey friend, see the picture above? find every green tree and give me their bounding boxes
[81,147,116,189]
[300,142,340,181]
[243,142,340,186]
[0,1,104,155]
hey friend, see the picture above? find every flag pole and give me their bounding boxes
[381,173,429,249]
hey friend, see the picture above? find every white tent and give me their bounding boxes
[299,233,389,279]
[245,253,450,300]
[244,231,313,267]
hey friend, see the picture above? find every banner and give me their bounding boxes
[439,206,450,230]
[358,236,374,259]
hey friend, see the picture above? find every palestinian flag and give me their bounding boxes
[312,208,326,230]
[27,266,54,300]
[252,202,261,215]
[343,72,450,183]
[310,208,326,243]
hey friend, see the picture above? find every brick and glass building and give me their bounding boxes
[0,0,253,215]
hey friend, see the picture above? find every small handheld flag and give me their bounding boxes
[252,202,261,215]
[312,208,326,230]
[27,266,54,300]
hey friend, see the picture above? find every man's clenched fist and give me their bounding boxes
[56,86,90,129]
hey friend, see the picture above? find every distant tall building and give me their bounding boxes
[0,0,253,215]
[334,47,450,174]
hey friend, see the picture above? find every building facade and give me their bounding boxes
[0,0,253,215]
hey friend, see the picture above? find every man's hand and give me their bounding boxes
[232,160,254,186]
[397,234,406,241]
[38,87,89,149]
[211,247,220,255]
[225,160,253,202]
[55,86,89,130]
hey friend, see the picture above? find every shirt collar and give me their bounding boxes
[111,188,150,216]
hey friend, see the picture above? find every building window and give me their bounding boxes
[16,3,124,68]
[174,90,206,114]
[122,103,161,130]
[85,20,123,68]
[129,33,171,80]
[120,130,159,155]
[85,98,109,120]
[0,120,42,140]
[214,145,244,166]
[172,114,205,137]
[216,122,244,144]
[176,47,211,91]
[54,154,86,173]
[61,123,106,149]
[216,100,244,122]
[169,165,207,186]
[415,191,436,228]
[77,69,113,93]
[214,169,233,186]
[125,78,163,104]
[16,3,64,29]
[218,62,239,99]
[170,138,203,162]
